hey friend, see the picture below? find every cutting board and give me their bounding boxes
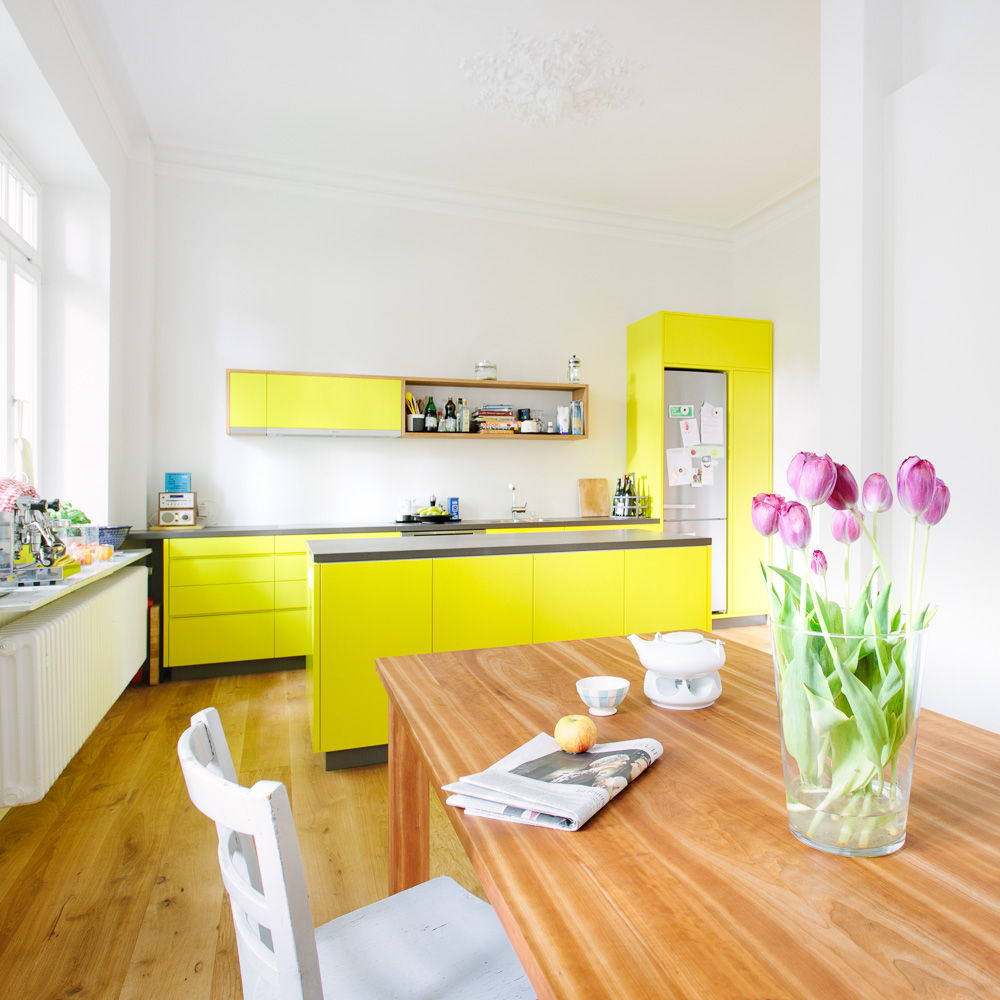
[577,478,610,517]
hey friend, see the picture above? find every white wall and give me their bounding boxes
[887,23,1000,732]
[151,166,735,525]
[732,185,821,491]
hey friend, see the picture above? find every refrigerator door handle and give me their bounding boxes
[663,503,698,510]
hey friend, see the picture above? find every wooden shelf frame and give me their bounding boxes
[401,376,588,440]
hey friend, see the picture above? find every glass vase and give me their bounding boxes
[770,622,928,857]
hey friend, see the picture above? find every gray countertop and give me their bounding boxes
[129,517,660,541]
[308,529,708,562]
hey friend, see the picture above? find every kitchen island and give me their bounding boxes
[307,530,709,768]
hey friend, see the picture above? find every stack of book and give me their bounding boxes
[473,404,519,432]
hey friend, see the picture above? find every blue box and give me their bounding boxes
[165,472,191,492]
[448,497,460,520]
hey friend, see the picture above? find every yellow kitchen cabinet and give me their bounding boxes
[164,535,276,668]
[431,554,533,652]
[627,310,772,619]
[274,532,400,656]
[266,372,402,433]
[532,550,625,642]
[227,370,267,433]
[485,525,623,534]
[316,559,432,753]
[624,546,711,634]
[169,612,275,667]
[729,370,772,617]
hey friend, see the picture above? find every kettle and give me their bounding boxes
[626,631,725,710]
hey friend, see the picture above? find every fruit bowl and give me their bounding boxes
[416,514,456,523]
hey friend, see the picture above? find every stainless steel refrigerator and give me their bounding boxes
[662,369,728,613]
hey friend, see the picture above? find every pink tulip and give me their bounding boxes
[918,478,950,526]
[751,493,784,536]
[861,473,893,514]
[786,451,818,494]
[831,508,863,545]
[778,501,811,550]
[827,461,859,510]
[896,456,936,516]
[796,454,837,506]
[810,549,828,577]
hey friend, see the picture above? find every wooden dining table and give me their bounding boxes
[375,634,1000,1000]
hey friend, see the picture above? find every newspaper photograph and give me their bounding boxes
[443,733,663,831]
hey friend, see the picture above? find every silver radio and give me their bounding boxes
[157,508,196,526]
[158,491,197,509]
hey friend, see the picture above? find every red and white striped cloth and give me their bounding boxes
[0,477,39,512]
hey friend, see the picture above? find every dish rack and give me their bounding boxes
[611,495,651,518]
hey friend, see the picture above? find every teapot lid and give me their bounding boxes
[656,631,704,645]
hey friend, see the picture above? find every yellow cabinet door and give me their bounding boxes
[275,608,309,657]
[729,370,772,617]
[228,371,267,433]
[533,550,625,642]
[266,373,402,432]
[663,313,772,371]
[169,612,275,667]
[624,546,711,634]
[432,555,532,653]
[275,532,399,580]
[317,560,432,752]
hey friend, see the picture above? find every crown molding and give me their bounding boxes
[153,145,734,251]
[52,0,149,161]
[729,177,820,246]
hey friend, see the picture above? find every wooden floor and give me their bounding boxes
[0,625,767,999]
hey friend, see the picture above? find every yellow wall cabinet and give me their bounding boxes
[627,311,772,619]
[226,369,402,437]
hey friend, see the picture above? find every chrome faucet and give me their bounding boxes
[508,483,527,521]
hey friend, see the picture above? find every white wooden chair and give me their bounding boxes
[177,707,534,1000]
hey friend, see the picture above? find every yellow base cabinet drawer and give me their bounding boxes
[431,554,532,653]
[624,546,711,634]
[318,560,432,753]
[169,612,275,667]
[533,550,625,642]
[169,554,274,587]
[169,582,274,617]
[275,608,309,657]
[168,536,275,559]
[275,580,307,610]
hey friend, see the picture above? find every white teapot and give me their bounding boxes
[626,631,726,710]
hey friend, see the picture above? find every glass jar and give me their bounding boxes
[474,360,498,381]
[567,355,581,383]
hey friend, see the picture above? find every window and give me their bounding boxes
[0,136,40,483]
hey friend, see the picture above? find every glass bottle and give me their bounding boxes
[424,397,437,432]
[444,397,457,432]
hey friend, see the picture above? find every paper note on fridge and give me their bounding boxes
[666,448,693,486]
[700,403,725,444]
[679,418,700,446]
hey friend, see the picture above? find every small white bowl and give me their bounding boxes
[576,675,630,716]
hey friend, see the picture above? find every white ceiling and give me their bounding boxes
[74,0,820,230]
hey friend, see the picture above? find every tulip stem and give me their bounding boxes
[850,504,891,588]
[916,523,931,621]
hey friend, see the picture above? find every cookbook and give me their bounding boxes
[443,733,663,831]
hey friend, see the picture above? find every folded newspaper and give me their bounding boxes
[443,733,663,831]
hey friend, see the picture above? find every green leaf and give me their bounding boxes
[876,659,903,709]
[828,721,878,799]
[804,684,849,734]
[872,582,893,635]
[833,657,890,766]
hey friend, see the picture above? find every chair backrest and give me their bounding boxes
[177,708,323,1000]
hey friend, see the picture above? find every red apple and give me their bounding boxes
[554,714,598,754]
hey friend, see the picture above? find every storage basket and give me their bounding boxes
[98,525,131,549]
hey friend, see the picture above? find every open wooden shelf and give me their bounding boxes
[402,376,588,440]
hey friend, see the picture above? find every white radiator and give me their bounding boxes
[0,565,147,806]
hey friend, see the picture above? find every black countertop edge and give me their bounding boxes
[308,530,709,562]
[129,517,661,541]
